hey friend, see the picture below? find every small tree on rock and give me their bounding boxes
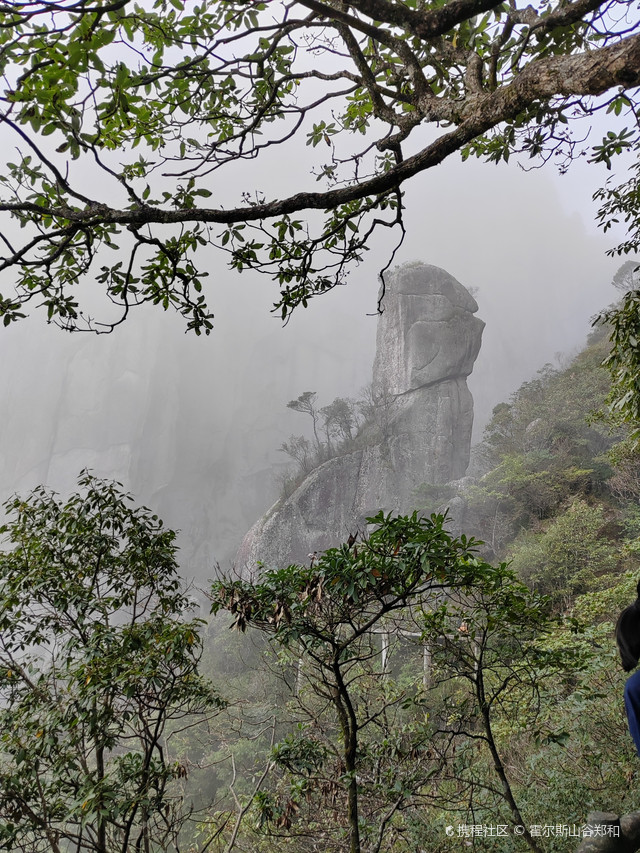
[286,392,322,454]
[321,397,359,446]
[611,260,640,294]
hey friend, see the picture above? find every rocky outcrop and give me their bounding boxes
[236,263,484,571]
[575,812,640,853]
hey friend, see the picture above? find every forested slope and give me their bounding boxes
[442,323,639,611]
[199,322,640,852]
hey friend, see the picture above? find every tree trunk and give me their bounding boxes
[475,659,543,853]
[332,660,361,853]
[346,760,360,853]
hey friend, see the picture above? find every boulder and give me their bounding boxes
[236,263,484,571]
[575,812,640,853]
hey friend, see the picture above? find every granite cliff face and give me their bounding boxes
[236,263,484,570]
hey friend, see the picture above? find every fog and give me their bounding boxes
[0,135,624,577]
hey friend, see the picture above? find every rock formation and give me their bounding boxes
[236,262,484,571]
[575,812,640,853]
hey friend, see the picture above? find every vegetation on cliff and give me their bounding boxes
[6,289,640,851]
[278,385,391,498]
[202,308,640,850]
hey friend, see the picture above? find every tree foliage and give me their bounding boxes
[4,453,640,851]
[420,573,578,853]
[0,472,222,853]
[210,511,493,853]
[455,335,615,561]
[508,499,617,609]
[610,260,640,294]
[280,388,374,488]
[207,511,578,853]
[598,287,640,442]
[0,0,638,332]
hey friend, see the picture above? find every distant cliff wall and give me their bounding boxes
[236,263,484,570]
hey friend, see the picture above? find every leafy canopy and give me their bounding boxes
[210,510,489,643]
[0,471,221,853]
[0,0,638,333]
[598,287,640,441]
[210,512,573,853]
[210,511,494,853]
